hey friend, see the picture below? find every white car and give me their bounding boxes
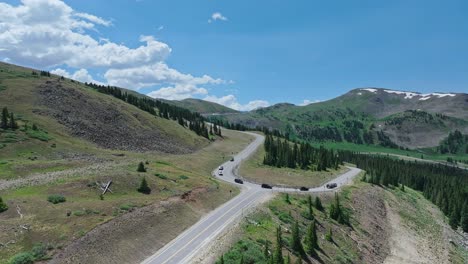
[218,171,223,176]
[219,166,224,170]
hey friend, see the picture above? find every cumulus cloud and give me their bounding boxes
[208,12,228,23]
[51,68,102,84]
[203,95,269,111]
[0,0,268,109]
[105,62,224,90]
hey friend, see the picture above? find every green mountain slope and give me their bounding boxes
[215,88,468,150]
[169,98,238,115]
[0,62,208,155]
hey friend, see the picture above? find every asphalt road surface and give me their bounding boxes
[141,132,362,264]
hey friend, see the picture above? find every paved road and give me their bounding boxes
[141,132,361,264]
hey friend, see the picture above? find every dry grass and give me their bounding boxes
[239,145,349,188]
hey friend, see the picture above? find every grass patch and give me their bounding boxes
[25,129,53,141]
[155,173,168,179]
[47,194,66,204]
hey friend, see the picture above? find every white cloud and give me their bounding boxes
[1,0,271,110]
[203,95,269,111]
[0,0,170,69]
[74,12,112,27]
[147,84,208,100]
[105,62,224,90]
[51,68,103,84]
[299,99,321,106]
[157,25,164,31]
[208,12,228,23]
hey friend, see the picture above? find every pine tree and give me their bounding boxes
[291,220,304,255]
[1,107,8,129]
[0,197,8,213]
[307,195,314,219]
[449,209,459,229]
[305,220,318,256]
[137,162,146,172]
[219,255,224,264]
[274,226,284,264]
[137,177,151,194]
[315,196,323,211]
[325,227,333,242]
[461,202,468,232]
[285,193,291,204]
[9,113,18,130]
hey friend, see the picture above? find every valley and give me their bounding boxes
[0,60,467,264]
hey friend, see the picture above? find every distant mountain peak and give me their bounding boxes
[358,88,457,101]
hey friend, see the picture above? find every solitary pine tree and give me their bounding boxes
[291,220,304,255]
[461,202,468,232]
[1,107,8,129]
[137,162,147,172]
[274,226,284,264]
[305,220,318,256]
[285,193,291,204]
[315,196,323,211]
[0,197,8,213]
[307,195,314,219]
[9,113,18,130]
[137,177,151,194]
[325,227,333,242]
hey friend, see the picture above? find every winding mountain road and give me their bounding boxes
[141,132,361,264]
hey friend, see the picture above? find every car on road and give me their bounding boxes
[326,183,337,189]
[261,183,272,189]
[234,178,244,184]
[219,166,224,170]
[230,157,235,162]
[218,171,223,176]
[299,186,309,191]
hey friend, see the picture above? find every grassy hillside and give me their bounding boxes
[0,61,255,263]
[216,181,466,264]
[169,98,238,115]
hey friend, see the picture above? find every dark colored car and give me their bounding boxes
[299,186,309,191]
[230,157,235,162]
[326,183,337,189]
[261,183,273,189]
[219,166,224,170]
[234,178,244,184]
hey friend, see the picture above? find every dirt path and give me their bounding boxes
[383,194,449,264]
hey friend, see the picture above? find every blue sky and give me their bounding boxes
[0,0,467,110]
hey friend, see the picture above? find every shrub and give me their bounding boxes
[0,197,8,213]
[31,243,47,260]
[8,252,34,264]
[119,204,135,211]
[47,194,66,204]
[73,210,85,216]
[179,175,189,180]
[137,162,146,172]
[155,173,167,180]
[137,177,151,194]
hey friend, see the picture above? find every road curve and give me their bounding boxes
[141,132,361,264]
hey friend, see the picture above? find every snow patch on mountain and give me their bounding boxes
[359,88,457,100]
